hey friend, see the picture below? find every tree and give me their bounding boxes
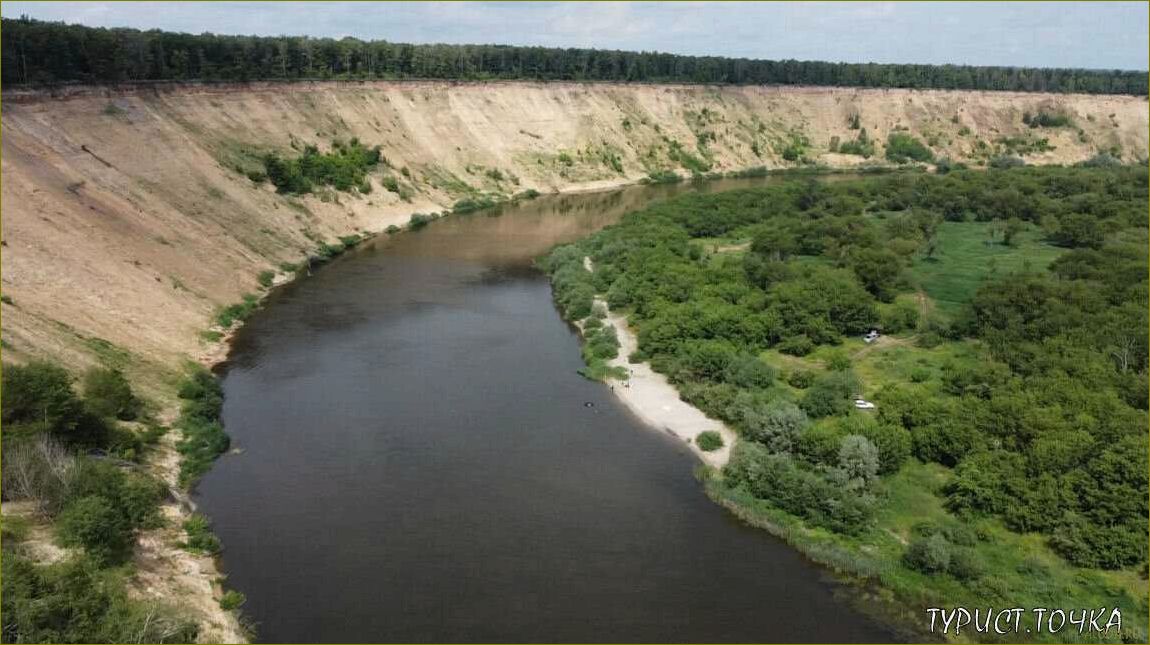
[838,434,880,490]
[738,398,808,452]
[2,362,84,435]
[82,368,140,421]
[1002,217,1024,247]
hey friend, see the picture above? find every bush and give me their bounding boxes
[885,133,933,164]
[2,552,199,643]
[786,370,815,389]
[183,514,222,555]
[56,496,132,564]
[2,361,84,436]
[219,590,246,611]
[263,140,382,195]
[724,444,874,534]
[737,397,808,452]
[696,431,724,452]
[778,334,814,356]
[409,213,432,230]
[175,367,230,487]
[903,534,951,573]
[82,367,140,421]
[989,155,1025,169]
[257,270,275,288]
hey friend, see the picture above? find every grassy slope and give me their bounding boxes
[707,223,1148,642]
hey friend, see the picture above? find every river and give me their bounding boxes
[194,175,899,643]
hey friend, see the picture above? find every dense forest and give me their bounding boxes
[3,17,1147,95]
[543,165,1149,640]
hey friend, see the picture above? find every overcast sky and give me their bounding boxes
[3,1,1147,70]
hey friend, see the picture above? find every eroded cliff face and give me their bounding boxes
[2,80,1146,395]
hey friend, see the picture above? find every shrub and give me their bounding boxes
[989,155,1025,169]
[778,334,814,356]
[885,133,933,164]
[825,350,852,371]
[175,367,230,487]
[258,270,275,288]
[82,367,140,421]
[56,496,132,564]
[724,444,874,534]
[1,361,84,435]
[183,514,222,555]
[696,431,724,452]
[1,553,199,643]
[903,534,952,573]
[219,590,246,611]
[409,213,432,230]
[786,370,815,389]
[263,140,382,195]
[453,195,498,214]
[837,434,880,490]
[737,397,808,452]
[0,435,78,514]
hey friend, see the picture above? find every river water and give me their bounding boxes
[195,176,898,643]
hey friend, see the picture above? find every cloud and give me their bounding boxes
[1,1,1146,69]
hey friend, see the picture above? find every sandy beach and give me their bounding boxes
[593,297,738,469]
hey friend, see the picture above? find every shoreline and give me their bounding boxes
[596,299,738,468]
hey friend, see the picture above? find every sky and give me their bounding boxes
[3,1,1147,71]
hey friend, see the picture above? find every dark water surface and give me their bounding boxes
[195,176,898,643]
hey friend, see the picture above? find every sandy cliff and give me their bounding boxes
[2,80,1146,397]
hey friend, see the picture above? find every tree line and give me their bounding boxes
[3,16,1147,95]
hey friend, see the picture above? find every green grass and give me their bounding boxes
[911,222,1063,317]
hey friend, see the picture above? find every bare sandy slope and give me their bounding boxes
[2,81,1146,396]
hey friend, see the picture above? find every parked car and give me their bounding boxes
[854,399,876,410]
[863,330,880,344]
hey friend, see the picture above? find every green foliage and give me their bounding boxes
[2,552,198,643]
[82,367,141,421]
[453,194,498,214]
[53,459,164,564]
[644,170,682,184]
[263,138,382,194]
[696,430,724,452]
[258,270,276,288]
[543,166,1149,577]
[219,590,247,611]
[2,361,85,436]
[1023,110,1072,128]
[215,293,261,328]
[724,443,875,534]
[183,514,222,555]
[837,128,875,158]
[903,533,952,573]
[56,496,132,564]
[175,366,230,487]
[884,133,933,164]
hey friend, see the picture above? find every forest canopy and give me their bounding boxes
[3,16,1147,95]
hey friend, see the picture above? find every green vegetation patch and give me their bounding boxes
[542,165,1149,641]
[262,138,383,194]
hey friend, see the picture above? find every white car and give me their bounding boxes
[854,399,876,410]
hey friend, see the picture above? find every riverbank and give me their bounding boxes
[598,301,737,468]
